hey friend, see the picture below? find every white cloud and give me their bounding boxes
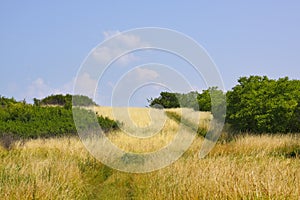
[73,72,98,98]
[103,30,120,39]
[24,73,99,102]
[26,78,52,99]
[113,67,160,89]
[92,30,148,66]
[92,46,138,66]
[103,30,146,48]
[135,68,159,81]
[25,78,74,101]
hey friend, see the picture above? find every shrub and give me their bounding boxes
[148,92,180,108]
[35,94,97,107]
[0,101,119,139]
[226,76,300,133]
[97,116,120,133]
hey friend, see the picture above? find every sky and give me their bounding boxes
[1,1,300,107]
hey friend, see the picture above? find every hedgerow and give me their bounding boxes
[0,96,119,139]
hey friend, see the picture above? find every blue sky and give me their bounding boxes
[1,1,299,106]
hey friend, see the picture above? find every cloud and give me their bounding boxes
[103,30,120,39]
[113,67,160,89]
[103,31,146,48]
[25,78,74,101]
[92,46,138,66]
[24,73,99,103]
[92,30,148,66]
[26,78,52,99]
[134,68,159,81]
[73,72,98,98]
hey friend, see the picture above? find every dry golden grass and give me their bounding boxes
[1,107,300,199]
[136,134,300,199]
[0,137,92,199]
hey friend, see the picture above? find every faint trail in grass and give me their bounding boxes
[78,157,113,199]
[165,111,208,137]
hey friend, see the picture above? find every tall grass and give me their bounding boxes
[1,107,299,199]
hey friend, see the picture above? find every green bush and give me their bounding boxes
[148,89,226,121]
[226,76,300,133]
[34,94,97,107]
[0,96,17,107]
[197,87,226,121]
[97,116,120,133]
[0,101,119,139]
[148,91,201,110]
[148,92,180,108]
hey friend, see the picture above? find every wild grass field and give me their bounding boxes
[1,107,300,199]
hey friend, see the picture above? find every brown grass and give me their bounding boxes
[1,107,299,199]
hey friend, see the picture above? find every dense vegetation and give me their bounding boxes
[1,75,299,137]
[0,95,18,106]
[227,76,300,133]
[148,92,181,109]
[33,94,97,108]
[148,76,300,133]
[148,88,225,111]
[0,95,119,139]
[148,88,226,121]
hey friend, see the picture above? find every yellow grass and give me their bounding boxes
[1,107,300,199]
[0,137,91,199]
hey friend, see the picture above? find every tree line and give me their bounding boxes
[1,75,300,137]
[148,76,300,133]
[33,94,97,108]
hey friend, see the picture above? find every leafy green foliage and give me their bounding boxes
[148,89,226,120]
[97,116,120,133]
[35,94,97,107]
[0,96,17,107]
[226,76,300,133]
[148,91,200,109]
[39,94,70,106]
[0,98,119,139]
[0,104,76,138]
[72,95,97,107]
[197,89,211,111]
[148,76,300,133]
[176,91,199,110]
[197,87,226,121]
[148,92,180,108]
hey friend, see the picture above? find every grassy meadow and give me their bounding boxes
[1,107,300,199]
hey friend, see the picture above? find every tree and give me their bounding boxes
[148,88,225,115]
[226,76,300,133]
[197,87,226,120]
[72,95,97,106]
[177,91,199,110]
[33,98,41,106]
[35,94,97,108]
[197,89,211,111]
[148,92,180,108]
[0,96,17,107]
